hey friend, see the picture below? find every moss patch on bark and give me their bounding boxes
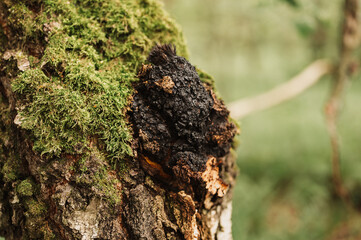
[4,0,188,162]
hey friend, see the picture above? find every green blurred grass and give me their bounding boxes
[164,0,361,239]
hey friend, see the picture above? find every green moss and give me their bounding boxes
[1,154,21,183]
[23,198,54,239]
[74,151,123,205]
[24,198,47,217]
[1,161,17,182]
[9,0,188,164]
[75,167,123,206]
[17,179,34,197]
[197,67,215,87]
[7,3,38,37]
[93,166,122,205]
[6,1,48,45]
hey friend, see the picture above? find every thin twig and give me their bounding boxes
[228,59,333,119]
[324,0,359,204]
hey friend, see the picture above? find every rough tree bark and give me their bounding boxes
[0,0,237,239]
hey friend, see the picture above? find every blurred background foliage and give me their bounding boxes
[163,0,361,239]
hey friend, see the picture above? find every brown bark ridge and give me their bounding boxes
[0,1,238,239]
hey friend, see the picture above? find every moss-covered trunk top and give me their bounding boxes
[1,0,192,160]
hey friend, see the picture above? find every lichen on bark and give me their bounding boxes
[0,0,237,239]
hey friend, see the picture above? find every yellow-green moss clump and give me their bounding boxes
[17,179,34,197]
[7,0,189,163]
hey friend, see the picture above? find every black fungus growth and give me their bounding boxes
[131,44,236,178]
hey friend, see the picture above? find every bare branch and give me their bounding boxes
[324,0,359,204]
[228,59,333,119]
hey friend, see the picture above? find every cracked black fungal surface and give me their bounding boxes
[131,44,236,177]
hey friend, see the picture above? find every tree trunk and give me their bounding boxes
[0,1,237,239]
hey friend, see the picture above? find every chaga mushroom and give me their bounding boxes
[131,44,237,201]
